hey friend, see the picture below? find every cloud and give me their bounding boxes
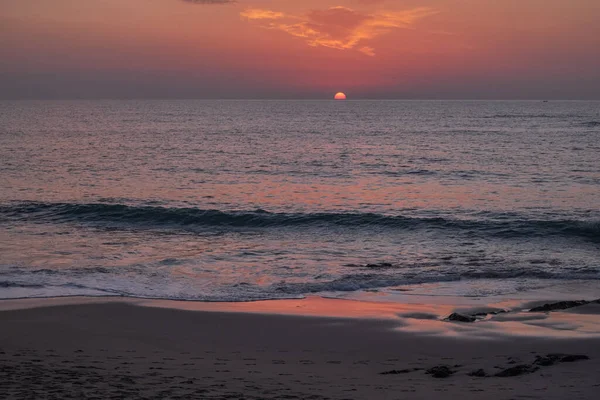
[180,0,237,5]
[240,9,285,20]
[240,6,437,56]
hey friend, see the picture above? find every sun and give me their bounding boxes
[334,92,347,100]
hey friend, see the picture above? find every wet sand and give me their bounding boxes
[1,297,600,399]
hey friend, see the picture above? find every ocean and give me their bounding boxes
[1,100,599,302]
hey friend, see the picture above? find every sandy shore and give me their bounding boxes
[2,297,600,399]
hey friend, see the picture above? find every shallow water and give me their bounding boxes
[1,100,599,300]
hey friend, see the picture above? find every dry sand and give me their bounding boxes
[1,297,600,399]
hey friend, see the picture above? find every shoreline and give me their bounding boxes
[3,293,600,338]
[2,298,600,399]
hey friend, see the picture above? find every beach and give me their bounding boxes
[2,296,600,399]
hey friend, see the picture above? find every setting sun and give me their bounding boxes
[334,92,347,100]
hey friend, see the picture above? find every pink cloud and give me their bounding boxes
[241,6,437,56]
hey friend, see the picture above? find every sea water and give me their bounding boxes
[1,100,599,301]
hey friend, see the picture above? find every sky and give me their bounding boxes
[1,0,599,99]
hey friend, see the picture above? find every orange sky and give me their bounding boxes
[1,0,599,99]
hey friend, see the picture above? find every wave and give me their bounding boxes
[270,274,459,295]
[271,270,600,295]
[2,268,599,302]
[1,202,599,241]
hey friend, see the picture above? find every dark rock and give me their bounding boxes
[534,353,589,366]
[533,353,590,367]
[534,354,562,366]
[379,368,414,375]
[468,369,487,377]
[558,354,589,362]
[446,313,476,323]
[365,263,393,269]
[426,365,455,378]
[529,301,589,312]
[494,364,538,377]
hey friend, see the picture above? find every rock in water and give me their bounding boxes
[471,309,509,317]
[365,262,393,269]
[426,365,455,378]
[529,300,589,312]
[446,312,476,322]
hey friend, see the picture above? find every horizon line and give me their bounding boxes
[2,98,599,102]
